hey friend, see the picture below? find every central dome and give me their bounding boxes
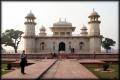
[53,19,72,27]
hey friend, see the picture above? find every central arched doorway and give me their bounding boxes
[59,42,65,51]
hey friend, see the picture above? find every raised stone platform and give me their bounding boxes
[2,59,98,80]
[2,58,118,80]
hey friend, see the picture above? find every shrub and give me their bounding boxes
[103,62,110,71]
[7,64,12,70]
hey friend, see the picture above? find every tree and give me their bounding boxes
[101,37,116,53]
[1,29,24,53]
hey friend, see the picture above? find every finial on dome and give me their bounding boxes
[40,25,46,31]
[93,8,95,12]
[30,10,32,13]
[65,18,66,22]
[59,18,61,22]
[83,24,85,27]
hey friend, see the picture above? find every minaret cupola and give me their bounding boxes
[40,25,46,31]
[88,9,101,36]
[24,10,36,25]
[24,10,36,36]
[39,25,46,36]
[88,9,101,24]
[80,24,88,36]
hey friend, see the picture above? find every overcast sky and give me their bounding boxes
[2,1,118,51]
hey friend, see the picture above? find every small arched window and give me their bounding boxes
[53,42,55,50]
[53,42,55,44]
[53,46,55,50]
[69,42,71,44]
[79,42,84,50]
[69,42,71,50]
[69,45,71,50]
[40,42,45,50]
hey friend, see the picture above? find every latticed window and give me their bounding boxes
[60,32,65,35]
[53,42,55,44]
[55,32,58,35]
[66,32,70,35]
[69,42,71,44]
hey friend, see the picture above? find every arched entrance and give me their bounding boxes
[59,42,65,51]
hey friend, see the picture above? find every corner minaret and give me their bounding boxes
[23,10,36,53]
[88,9,102,53]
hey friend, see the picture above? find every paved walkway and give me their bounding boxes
[41,59,98,79]
[2,59,98,80]
[2,59,56,80]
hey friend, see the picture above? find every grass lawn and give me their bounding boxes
[1,64,9,75]
[1,63,32,75]
[1,70,9,75]
[86,63,119,79]
[1,63,20,75]
[1,64,9,69]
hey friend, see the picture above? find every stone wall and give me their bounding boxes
[35,37,89,53]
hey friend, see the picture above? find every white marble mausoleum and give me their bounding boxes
[23,9,103,54]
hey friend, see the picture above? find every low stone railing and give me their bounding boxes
[1,53,119,59]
